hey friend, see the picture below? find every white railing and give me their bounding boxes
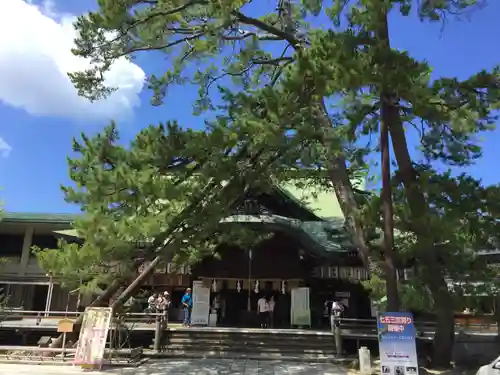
[0,309,164,326]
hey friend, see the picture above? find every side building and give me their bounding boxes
[0,213,78,312]
[0,213,192,314]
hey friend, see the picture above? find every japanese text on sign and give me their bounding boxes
[388,324,405,333]
[383,334,414,340]
[379,315,412,324]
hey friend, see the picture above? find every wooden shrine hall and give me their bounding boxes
[123,180,376,328]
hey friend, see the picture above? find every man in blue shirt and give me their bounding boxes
[181,288,193,327]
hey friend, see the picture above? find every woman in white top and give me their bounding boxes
[257,295,270,328]
[330,299,344,331]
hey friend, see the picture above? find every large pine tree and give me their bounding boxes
[61,0,499,366]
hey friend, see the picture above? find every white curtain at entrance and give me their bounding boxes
[253,280,259,293]
[281,280,287,294]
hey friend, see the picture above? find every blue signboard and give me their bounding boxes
[377,312,419,375]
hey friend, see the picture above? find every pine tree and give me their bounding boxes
[36,122,289,290]
[363,169,500,309]
[67,0,499,366]
[37,120,291,345]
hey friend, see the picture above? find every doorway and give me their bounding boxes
[32,285,49,311]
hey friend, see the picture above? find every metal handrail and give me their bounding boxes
[2,309,163,317]
[3,310,80,315]
[1,310,496,333]
[0,346,142,353]
[0,309,166,328]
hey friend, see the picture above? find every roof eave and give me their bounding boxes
[2,213,79,225]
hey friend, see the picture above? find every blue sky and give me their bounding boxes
[0,0,499,214]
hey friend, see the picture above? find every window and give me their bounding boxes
[0,234,24,256]
[31,235,58,250]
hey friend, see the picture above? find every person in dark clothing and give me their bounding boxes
[324,296,334,328]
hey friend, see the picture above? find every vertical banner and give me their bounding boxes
[191,283,210,325]
[370,299,379,317]
[377,312,419,375]
[74,307,113,369]
[290,287,311,327]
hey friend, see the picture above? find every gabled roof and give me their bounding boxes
[3,178,365,257]
[220,214,352,256]
[276,178,365,221]
[55,214,353,253]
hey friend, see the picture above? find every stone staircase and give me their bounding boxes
[155,327,340,362]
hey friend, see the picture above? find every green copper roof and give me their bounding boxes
[277,178,365,221]
[2,212,78,224]
[55,215,353,257]
[221,215,352,255]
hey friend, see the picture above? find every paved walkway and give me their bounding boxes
[0,359,350,375]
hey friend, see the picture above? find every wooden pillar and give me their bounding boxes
[334,324,342,355]
[18,226,34,276]
[153,315,162,352]
[44,277,54,316]
[17,226,34,309]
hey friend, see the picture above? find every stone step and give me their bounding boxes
[165,332,334,342]
[147,349,345,363]
[164,337,333,349]
[151,343,336,354]
[157,329,338,362]
[165,328,333,339]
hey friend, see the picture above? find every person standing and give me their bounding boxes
[155,292,167,324]
[213,294,221,324]
[324,296,334,328]
[257,294,270,328]
[268,295,276,328]
[147,293,157,313]
[147,293,158,324]
[161,291,171,324]
[181,288,193,327]
[330,299,344,331]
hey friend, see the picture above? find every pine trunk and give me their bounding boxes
[315,102,400,311]
[49,277,125,348]
[371,6,455,361]
[380,101,400,312]
[432,293,455,367]
[111,256,162,308]
[315,107,370,268]
[389,113,455,367]
[495,297,500,336]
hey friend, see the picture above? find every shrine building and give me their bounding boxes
[0,179,392,328]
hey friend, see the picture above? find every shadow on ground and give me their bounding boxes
[100,358,350,375]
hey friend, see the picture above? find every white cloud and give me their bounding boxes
[0,137,12,158]
[0,0,146,120]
